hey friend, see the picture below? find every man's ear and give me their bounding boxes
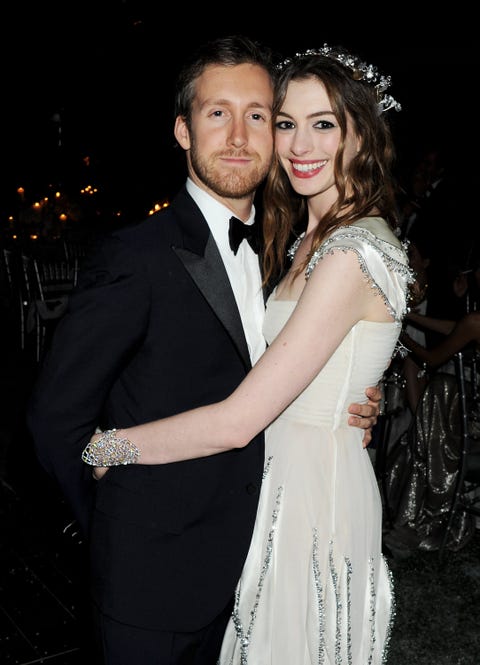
[174,116,191,150]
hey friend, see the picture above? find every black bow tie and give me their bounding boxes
[228,216,259,255]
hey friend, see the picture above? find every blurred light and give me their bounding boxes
[148,200,170,216]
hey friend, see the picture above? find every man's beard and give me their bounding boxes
[189,142,271,199]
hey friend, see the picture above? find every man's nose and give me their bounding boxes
[227,118,248,147]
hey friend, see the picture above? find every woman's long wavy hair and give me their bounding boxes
[262,53,400,288]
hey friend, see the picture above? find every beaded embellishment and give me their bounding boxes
[287,223,414,324]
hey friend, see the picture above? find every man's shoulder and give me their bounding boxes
[110,206,179,245]
[114,185,195,241]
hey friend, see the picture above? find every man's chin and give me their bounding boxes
[210,172,264,199]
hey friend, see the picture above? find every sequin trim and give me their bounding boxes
[223,536,395,664]
[263,455,273,480]
[345,557,353,665]
[230,485,283,665]
[367,557,377,665]
[381,554,396,664]
[312,529,326,663]
[287,224,414,324]
[328,543,343,664]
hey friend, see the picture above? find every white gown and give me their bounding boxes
[218,218,412,665]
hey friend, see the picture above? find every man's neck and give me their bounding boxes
[186,175,254,222]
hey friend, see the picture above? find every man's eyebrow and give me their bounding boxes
[200,98,271,110]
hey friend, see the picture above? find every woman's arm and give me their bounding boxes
[406,310,455,336]
[401,312,480,369]
[87,250,391,466]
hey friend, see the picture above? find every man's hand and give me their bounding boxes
[347,385,382,448]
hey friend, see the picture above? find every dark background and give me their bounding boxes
[1,1,475,225]
[0,10,478,662]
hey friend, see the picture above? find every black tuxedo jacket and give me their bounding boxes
[27,186,265,631]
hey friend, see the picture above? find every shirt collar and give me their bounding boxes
[186,178,256,252]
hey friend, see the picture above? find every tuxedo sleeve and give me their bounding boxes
[26,233,151,536]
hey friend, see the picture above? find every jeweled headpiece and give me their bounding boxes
[277,44,402,114]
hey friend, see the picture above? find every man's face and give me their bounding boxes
[174,63,274,203]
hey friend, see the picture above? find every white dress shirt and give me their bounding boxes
[186,179,266,365]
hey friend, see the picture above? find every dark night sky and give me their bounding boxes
[1,1,475,220]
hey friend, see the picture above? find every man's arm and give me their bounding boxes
[27,237,150,535]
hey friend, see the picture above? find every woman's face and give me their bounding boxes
[275,77,359,206]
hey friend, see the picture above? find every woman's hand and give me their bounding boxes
[82,428,140,476]
[92,466,109,480]
[87,431,110,480]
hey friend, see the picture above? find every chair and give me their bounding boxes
[438,349,480,562]
[20,253,38,356]
[0,247,17,319]
[63,237,92,264]
[2,251,39,357]
[0,248,24,350]
[1,247,14,291]
[31,256,78,362]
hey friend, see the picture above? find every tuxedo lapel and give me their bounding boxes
[171,190,252,369]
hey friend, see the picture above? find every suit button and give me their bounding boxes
[246,483,257,495]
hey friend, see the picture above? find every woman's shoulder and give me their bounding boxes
[322,218,406,263]
[318,219,414,316]
[347,216,402,249]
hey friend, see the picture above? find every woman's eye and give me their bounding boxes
[314,120,334,129]
[275,120,294,130]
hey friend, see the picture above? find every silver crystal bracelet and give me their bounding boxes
[81,429,140,466]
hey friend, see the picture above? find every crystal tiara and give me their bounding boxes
[277,45,402,114]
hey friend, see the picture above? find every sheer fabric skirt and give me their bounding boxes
[218,417,394,665]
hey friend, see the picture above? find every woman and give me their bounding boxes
[383,306,480,555]
[83,46,412,664]
[402,309,480,371]
[401,235,432,413]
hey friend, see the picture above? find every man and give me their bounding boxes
[27,35,381,665]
